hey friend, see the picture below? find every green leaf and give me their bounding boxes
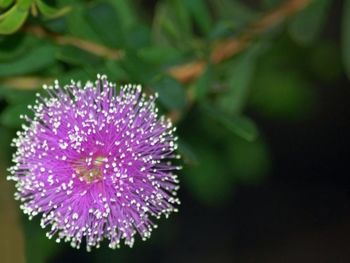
[228,136,270,184]
[137,46,182,65]
[120,50,155,83]
[219,115,258,142]
[183,141,234,205]
[178,139,198,165]
[203,104,258,141]
[35,0,71,19]
[0,0,14,9]
[289,0,330,45]
[17,0,32,10]
[209,0,258,37]
[193,64,212,100]
[66,4,102,43]
[343,0,350,79]
[260,0,283,9]
[0,127,12,159]
[106,0,137,29]
[43,16,67,33]
[0,3,29,34]
[0,86,37,104]
[208,20,237,40]
[56,45,102,66]
[185,0,212,35]
[170,0,192,37]
[0,44,55,76]
[152,0,192,48]
[0,34,37,61]
[309,41,342,82]
[104,60,128,80]
[58,69,92,85]
[1,104,30,128]
[124,24,150,49]
[85,2,124,47]
[216,45,262,114]
[24,219,60,263]
[249,68,316,120]
[152,76,187,110]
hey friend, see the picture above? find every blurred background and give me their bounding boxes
[0,0,350,262]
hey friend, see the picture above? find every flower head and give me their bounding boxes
[8,75,180,251]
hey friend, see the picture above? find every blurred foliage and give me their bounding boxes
[0,0,345,262]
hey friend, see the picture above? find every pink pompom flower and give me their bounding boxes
[8,75,181,251]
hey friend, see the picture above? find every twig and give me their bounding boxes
[167,0,312,122]
[169,0,312,83]
[210,0,311,64]
[26,26,124,60]
[2,76,54,90]
[1,0,311,89]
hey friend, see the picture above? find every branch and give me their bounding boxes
[26,26,124,60]
[1,76,54,90]
[211,0,311,64]
[168,0,312,83]
[1,0,311,90]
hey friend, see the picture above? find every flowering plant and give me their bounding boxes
[8,75,180,250]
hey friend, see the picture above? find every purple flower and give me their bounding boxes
[8,75,180,251]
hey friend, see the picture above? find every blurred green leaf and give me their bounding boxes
[260,0,283,9]
[193,64,212,100]
[1,104,30,128]
[120,50,155,83]
[125,24,151,49]
[209,0,258,39]
[342,0,350,79]
[203,104,258,141]
[209,21,243,40]
[0,86,36,104]
[0,44,55,76]
[228,136,271,184]
[104,60,128,81]
[152,0,192,48]
[106,0,137,29]
[309,41,342,82]
[0,0,14,9]
[24,219,60,263]
[249,68,316,120]
[216,45,262,114]
[178,139,198,165]
[0,126,12,159]
[209,0,257,20]
[36,0,71,19]
[17,0,32,10]
[66,4,102,43]
[58,68,92,84]
[183,142,234,205]
[185,0,212,35]
[0,2,29,34]
[56,45,102,66]
[137,46,182,65]
[169,0,192,37]
[289,0,330,45]
[0,34,36,61]
[152,76,187,110]
[218,115,258,142]
[85,2,124,47]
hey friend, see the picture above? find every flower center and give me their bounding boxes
[74,156,106,183]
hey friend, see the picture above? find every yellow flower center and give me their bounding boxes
[74,156,106,183]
